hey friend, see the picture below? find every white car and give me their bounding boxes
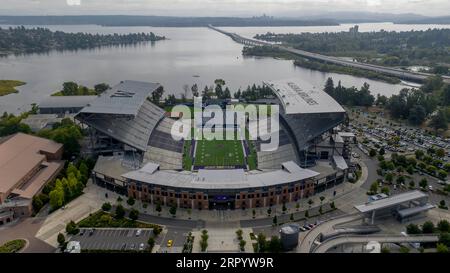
[428,185,433,191]
[136,229,142,237]
[139,243,145,251]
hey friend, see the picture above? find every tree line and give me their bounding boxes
[255,29,450,75]
[0,26,165,55]
[323,77,375,107]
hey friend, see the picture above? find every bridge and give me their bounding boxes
[312,234,440,253]
[209,25,450,84]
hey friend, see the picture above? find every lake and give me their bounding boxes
[1,22,450,114]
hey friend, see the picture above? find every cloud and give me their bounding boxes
[0,0,449,16]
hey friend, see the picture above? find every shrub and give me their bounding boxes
[101,202,112,211]
[115,204,125,219]
[129,209,139,221]
[127,197,135,206]
[65,220,79,235]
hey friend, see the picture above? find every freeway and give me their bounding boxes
[312,234,439,253]
[209,25,450,84]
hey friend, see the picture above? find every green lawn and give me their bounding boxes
[0,80,26,96]
[194,137,245,167]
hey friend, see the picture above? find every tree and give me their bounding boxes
[127,197,135,206]
[273,215,278,226]
[153,226,162,237]
[330,201,335,210]
[408,105,426,125]
[267,207,272,216]
[439,233,450,247]
[419,178,428,189]
[415,150,424,160]
[156,203,162,216]
[252,209,256,219]
[399,246,410,253]
[169,205,177,217]
[381,186,390,195]
[437,220,450,233]
[409,180,415,189]
[239,239,246,251]
[65,221,79,235]
[384,173,394,184]
[257,233,266,253]
[102,202,112,211]
[369,148,377,157]
[129,209,139,221]
[267,236,282,253]
[295,203,300,211]
[49,179,65,210]
[282,203,287,214]
[436,148,446,158]
[378,147,385,156]
[115,204,125,219]
[370,182,378,194]
[94,83,110,94]
[406,224,421,234]
[308,199,314,208]
[439,199,447,209]
[319,196,325,205]
[436,243,449,253]
[57,233,66,247]
[324,77,334,96]
[147,237,155,250]
[439,170,448,180]
[430,109,448,132]
[290,213,294,221]
[304,210,309,219]
[32,195,44,213]
[422,221,435,234]
[319,206,323,215]
[62,81,78,96]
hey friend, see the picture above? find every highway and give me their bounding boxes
[312,234,439,253]
[209,25,450,84]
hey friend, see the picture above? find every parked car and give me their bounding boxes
[79,229,85,236]
[89,229,94,236]
[167,240,173,247]
[121,243,127,250]
[299,226,307,232]
[129,243,135,250]
[136,229,142,237]
[139,243,145,251]
[303,225,311,230]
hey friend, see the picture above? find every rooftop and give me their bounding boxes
[264,79,345,115]
[354,190,428,213]
[0,133,63,196]
[79,81,161,116]
[122,160,319,190]
[38,96,97,109]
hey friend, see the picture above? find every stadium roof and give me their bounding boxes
[79,81,161,116]
[38,96,97,109]
[122,161,319,190]
[76,81,165,151]
[264,79,345,114]
[354,190,428,213]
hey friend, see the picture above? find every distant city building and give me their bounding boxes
[349,25,359,34]
[0,133,64,224]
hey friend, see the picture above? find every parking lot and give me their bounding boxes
[69,228,159,251]
[157,226,191,253]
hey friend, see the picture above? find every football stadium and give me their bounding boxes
[76,79,354,210]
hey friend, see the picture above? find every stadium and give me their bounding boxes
[76,79,354,210]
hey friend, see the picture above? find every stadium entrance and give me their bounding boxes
[209,195,235,210]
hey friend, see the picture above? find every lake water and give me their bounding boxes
[1,22,450,114]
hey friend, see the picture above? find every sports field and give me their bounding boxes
[193,129,245,167]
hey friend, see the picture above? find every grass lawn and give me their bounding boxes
[0,239,26,253]
[77,210,160,229]
[0,80,26,96]
[194,137,245,167]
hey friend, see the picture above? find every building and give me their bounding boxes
[0,133,64,224]
[75,80,165,158]
[122,161,318,210]
[354,190,434,224]
[38,95,97,115]
[21,114,63,132]
[81,79,350,210]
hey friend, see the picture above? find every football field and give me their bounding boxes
[194,129,245,167]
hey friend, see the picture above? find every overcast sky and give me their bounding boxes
[0,0,449,17]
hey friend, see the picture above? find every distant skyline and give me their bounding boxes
[0,0,449,17]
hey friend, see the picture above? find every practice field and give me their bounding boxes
[194,139,245,167]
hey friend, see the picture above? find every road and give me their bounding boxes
[312,234,439,253]
[209,25,450,84]
[296,213,363,253]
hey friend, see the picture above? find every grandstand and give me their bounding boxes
[75,80,165,155]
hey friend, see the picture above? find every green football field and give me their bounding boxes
[194,131,245,167]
